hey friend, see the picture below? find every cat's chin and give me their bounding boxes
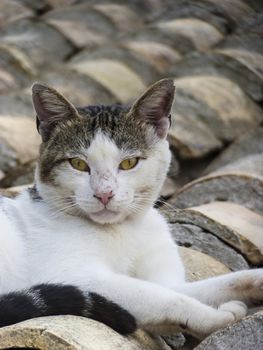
[88,208,125,225]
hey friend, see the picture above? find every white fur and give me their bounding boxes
[1,133,262,338]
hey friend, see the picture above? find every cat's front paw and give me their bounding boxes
[199,300,247,338]
[218,300,247,321]
[189,301,247,339]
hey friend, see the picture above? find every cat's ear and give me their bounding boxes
[129,79,175,139]
[32,82,79,141]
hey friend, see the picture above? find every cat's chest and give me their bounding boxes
[26,214,147,282]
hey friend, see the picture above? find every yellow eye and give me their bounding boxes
[69,158,90,172]
[119,157,139,170]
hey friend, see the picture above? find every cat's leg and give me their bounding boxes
[83,272,247,338]
[135,243,263,309]
[173,269,263,307]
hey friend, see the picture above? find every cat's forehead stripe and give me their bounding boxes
[77,105,124,137]
[87,131,120,163]
[77,105,149,151]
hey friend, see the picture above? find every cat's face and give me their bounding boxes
[33,80,175,225]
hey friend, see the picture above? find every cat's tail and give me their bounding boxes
[0,283,136,335]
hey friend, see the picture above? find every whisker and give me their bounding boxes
[156,199,175,211]
[49,202,79,218]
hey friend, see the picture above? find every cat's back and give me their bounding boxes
[0,194,25,249]
[0,194,28,293]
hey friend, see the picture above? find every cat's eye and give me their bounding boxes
[69,158,90,172]
[119,157,139,171]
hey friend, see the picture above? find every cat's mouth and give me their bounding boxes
[92,208,118,216]
[88,208,121,224]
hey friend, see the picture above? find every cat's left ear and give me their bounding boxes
[32,82,79,141]
[129,79,175,139]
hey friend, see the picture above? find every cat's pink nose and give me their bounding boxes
[94,191,114,205]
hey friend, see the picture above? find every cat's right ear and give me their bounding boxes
[32,82,79,141]
[128,79,175,139]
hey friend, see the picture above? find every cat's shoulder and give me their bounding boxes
[144,207,168,224]
[139,207,171,238]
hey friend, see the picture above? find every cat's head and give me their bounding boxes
[32,79,175,225]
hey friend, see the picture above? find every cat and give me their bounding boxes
[0,78,263,339]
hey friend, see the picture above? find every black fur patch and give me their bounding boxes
[0,292,41,327]
[28,185,43,201]
[88,292,137,335]
[0,284,136,335]
[32,284,86,316]
[0,284,84,327]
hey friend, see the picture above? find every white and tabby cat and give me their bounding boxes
[0,79,262,338]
